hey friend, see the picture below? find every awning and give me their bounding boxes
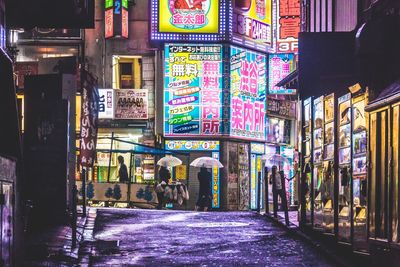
[276,69,298,88]
[365,79,400,111]
[97,137,189,156]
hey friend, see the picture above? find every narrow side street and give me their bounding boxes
[80,208,337,266]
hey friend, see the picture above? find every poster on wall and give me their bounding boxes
[268,54,296,95]
[158,0,220,33]
[164,44,223,136]
[115,89,148,119]
[232,0,272,50]
[230,46,266,141]
[352,100,366,132]
[275,0,300,53]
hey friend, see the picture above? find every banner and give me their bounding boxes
[230,46,266,141]
[164,44,223,136]
[80,71,99,168]
[115,89,148,119]
[268,53,296,94]
[158,0,219,34]
[232,0,272,49]
[276,0,300,53]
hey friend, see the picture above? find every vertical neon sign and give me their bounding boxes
[104,0,129,39]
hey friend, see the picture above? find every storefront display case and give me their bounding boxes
[337,93,352,243]
[321,94,335,234]
[351,94,368,252]
[302,98,313,225]
[312,96,324,230]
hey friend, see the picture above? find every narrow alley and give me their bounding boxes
[80,209,337,266]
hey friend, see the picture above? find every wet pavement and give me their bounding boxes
[79,208,339,266]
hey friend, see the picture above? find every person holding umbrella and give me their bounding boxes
[155,155,182,209]
[196,166,212,211]
[190,157,223,211]
[156,166,171,209]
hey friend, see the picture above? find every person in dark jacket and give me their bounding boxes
[156,166,171,209]
[117,155,129,183]
[196,167,212,211]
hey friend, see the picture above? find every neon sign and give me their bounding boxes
[164,44,224,137]
[104,0,128,39]
[230,46,266,141]
[151,0,226,41]
[268,53,296,95]
[276,0,300,53]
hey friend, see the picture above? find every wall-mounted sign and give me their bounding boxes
[158,0,219,33]
[268,53,296,94]
[151,0,226,41]
[266,97,296,119]
[115,89,148,119]
[98,89,115,119]
[251,142,265,154]
[105,0,128,39]
[164,44,224,137]
[276,0,300,53]
[232,0,272,51]
[230,46,266,141]
[165,140,220,151]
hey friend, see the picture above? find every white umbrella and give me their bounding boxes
[157,155,182,167]
[190,157,223,168]
[261,154,289,165]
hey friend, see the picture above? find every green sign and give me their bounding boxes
[105,0,113,9]
[122,0,128,9]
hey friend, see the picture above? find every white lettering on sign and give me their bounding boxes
[233,13,270,43]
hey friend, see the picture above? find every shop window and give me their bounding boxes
[392,105,399,243]
[112,56,142,89]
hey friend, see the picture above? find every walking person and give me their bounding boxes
[117,155,129,183]
[270,165,289,224]
[196,167,212,211]
[156,166,171,209]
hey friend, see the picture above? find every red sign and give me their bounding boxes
[122,9,128,38]
[105,9,114,38]
[79,71,99,168]
[276,0,300,53]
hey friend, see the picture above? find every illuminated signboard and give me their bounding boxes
[230,46,266,141]
[276,0,300,53]
[268,53,296,95]
[151,0,226,41]
[105,0,129,39]
[164,44,224,137]
[165,140,220,208]
[98,89,115,119]
[115,89,148,119]
[0,0,5,51]
[232,0,272,51]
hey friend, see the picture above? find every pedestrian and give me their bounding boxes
[156,166,171,209]
[196,167,212,211]
[117,155,129,183]
[270,165,288,218]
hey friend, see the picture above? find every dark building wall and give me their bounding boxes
[23,75,69,226]
[298,32,357,99]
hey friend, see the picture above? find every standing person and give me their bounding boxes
[117,155,129,183]
[270,165,288,218]
[156,166,171,209]
[196,167,212,211]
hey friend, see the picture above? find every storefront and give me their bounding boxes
[165,140,220,210]
[152,1,273,211]
[301,89,369,250]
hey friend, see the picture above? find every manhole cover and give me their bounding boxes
[186,222,250,228]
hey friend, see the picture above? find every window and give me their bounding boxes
[112,55,142,89]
